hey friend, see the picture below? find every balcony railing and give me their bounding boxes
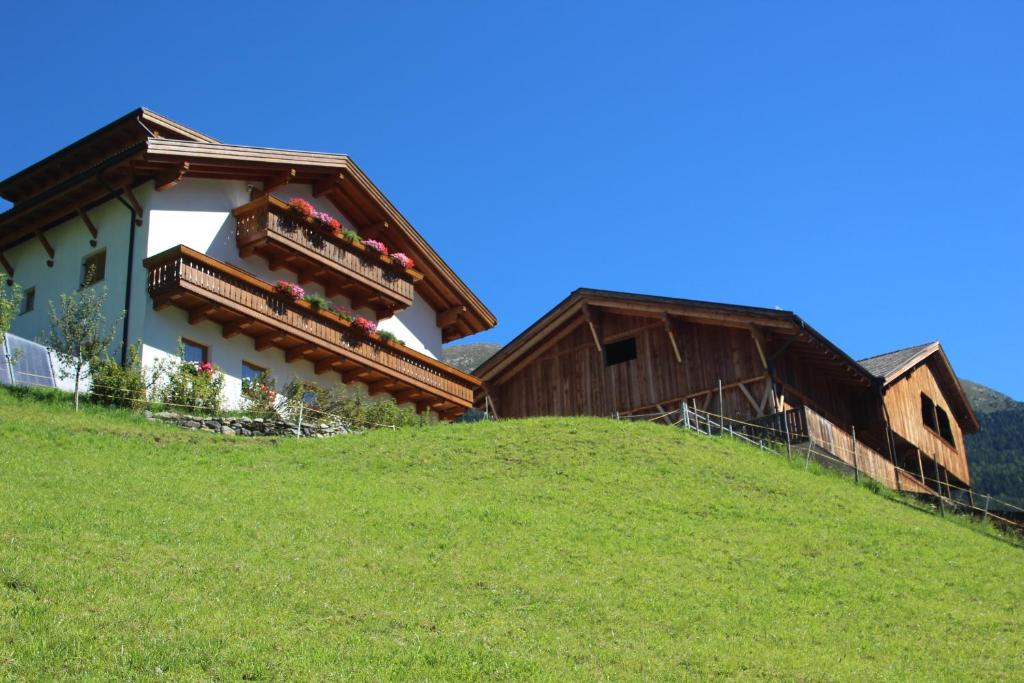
[233,195,422,318]
[144,245,476,415]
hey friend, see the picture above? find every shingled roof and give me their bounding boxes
[858,342,937,380]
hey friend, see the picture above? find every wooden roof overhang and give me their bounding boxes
[474,288,876,398]
[873,342,980,434]
[0,113,495,342]
[144,244,479,419]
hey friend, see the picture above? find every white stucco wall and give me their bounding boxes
[5,175,450,411]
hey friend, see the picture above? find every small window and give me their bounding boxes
[241,361,265,382]
[20,287,35,315]
[181,338,208,364]
[921,393,937,431]
[603,337,637,367]
[935,405,956,448]
[81,249,106,287]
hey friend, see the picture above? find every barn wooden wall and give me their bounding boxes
[883,361,970,485]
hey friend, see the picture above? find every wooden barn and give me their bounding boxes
[474,289,979,495]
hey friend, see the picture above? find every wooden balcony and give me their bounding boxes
[233,195,423,318]
[144,245,477,418]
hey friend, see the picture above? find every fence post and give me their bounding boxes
[296,401,304,439]
[783,410,792,459]
[851,425,859,483]
[933,457,945,517]
[717,379,724,434]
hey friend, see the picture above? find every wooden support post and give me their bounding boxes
[78,208,99,246]
[312,173,344,197]
[717,379,724,429]
[916,448,926,490]
[581,304,602,353]
[661,313,683,363]
[154,161,190,191]
[933,456,945,516]
[261,168,296,195]
[36,232,55,266]
[851,425,860,483]
[122,186,144,224]
[0,252,13,284]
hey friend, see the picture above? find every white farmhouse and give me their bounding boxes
[0,109,494,419]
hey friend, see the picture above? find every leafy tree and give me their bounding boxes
[0,281,21,349]
[43,269,122,411]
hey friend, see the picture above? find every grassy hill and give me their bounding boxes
[442,342,501,373]
[0,388,1021,680]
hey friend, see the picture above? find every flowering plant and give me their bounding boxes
[390,252,414,270]
[363,239,388,256]
[289,197,316,217]
[353,316,377,334]
[241,370,279,419]
[341,229,361,243]
[329,305,354,322]
[315,211,341,234]
[195,361,215,376]
[274,280,305,301]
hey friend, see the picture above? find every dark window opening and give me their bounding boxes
[921,393,937,431]
[20,287,35,315]
[603,337,637,367]
[241,361,265,382]
[81,249,106,287]
[935,405,955,448]
[182,338,208,364]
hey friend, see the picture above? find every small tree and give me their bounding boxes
[43,269,122,410]
[0,281,22,349]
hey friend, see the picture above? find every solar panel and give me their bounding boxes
[5,334,56,388]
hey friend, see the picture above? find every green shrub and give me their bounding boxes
[303,292,330,311]
[281,378,428,429]
[241,370,279,419]
[154,343,225,415]
[88,343,148,409]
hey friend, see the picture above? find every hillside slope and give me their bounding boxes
[0,389,1021,679]
[442,342,501,373]
[961,379,1024,509]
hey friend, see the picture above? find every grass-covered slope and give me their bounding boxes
[0,390,1021,680]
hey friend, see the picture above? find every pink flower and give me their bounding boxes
[288,198,315,217]
[353,316,377,334]
[274,280,304,301]
[391,252,414,269]
[363,239,388,256]
[196,361,215,376]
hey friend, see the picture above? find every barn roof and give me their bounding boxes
[858,342,936,380]
[858,341,979,433]
[475,288,876,389]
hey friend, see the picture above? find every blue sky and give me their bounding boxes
[1,2,1021,398]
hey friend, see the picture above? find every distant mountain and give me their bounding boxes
[443,342,502,374]
[960,379,1024,510]
[960,379,1023,413]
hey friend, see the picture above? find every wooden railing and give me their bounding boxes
[234,195,421,311]
[145,246,476,408]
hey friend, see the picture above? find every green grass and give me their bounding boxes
[0,388,1021,680]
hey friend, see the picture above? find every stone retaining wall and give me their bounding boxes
[143,410,352,437]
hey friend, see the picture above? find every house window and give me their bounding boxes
[181,338,208,364]
[20,287,35,315]
[241,361,265,382]
[81,249,106,287]
[935,405,956,448]
[921,393,937,431]
[603,337,637,367]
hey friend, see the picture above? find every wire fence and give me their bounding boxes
[2,366,409,434]
[617,402,1024,535]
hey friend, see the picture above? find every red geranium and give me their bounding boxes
[289,197,316,217]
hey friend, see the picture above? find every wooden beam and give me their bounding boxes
[221,321,248,339]
[368,380,394,396]
[393,388,421,404]
[0,252,13,280]
[261,168,296,195]
[738,382,762,416]
[312,173,344,197]
[154,161,190,191]
[342,368,373,383]
[77,208,99,244]
[437,305,466,329]
[581,304,602,353]
[188,303,217,325]
[314,358,337,375]
[749,326,769,370]
[254,333,286,351]
[122,185,143,218]
[661,313,683,364]
[285,344,315,362]
[36,232,54,264]
[365,220,389,233]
